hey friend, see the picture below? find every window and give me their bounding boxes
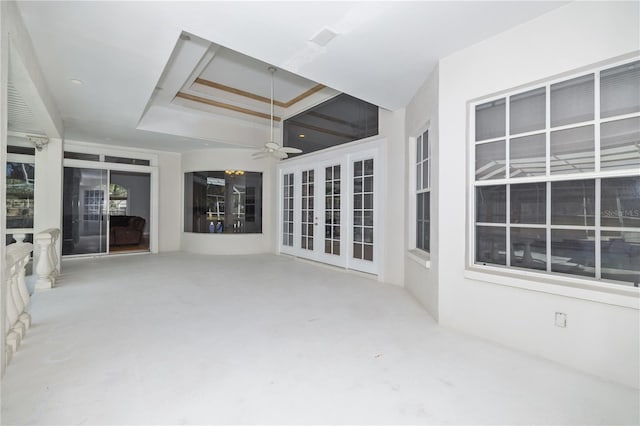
[184,171,263,234]
[6,161,35,229]
[283,93,379,156]
[416,129,430,252]
[472,58,640,287]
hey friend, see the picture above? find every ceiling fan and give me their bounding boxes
[252,66,302,159]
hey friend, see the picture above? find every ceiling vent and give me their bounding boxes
[309,27,338,47]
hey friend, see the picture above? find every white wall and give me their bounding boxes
[435,1,639,388]
[404,66,439,319]
[157,152,181,252]
[379,108,406,287]
[34,138,63,269]
[181,148,277,255]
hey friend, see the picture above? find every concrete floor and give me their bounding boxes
[2,253,639,425]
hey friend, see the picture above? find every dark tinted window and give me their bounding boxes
[283,94,378,156]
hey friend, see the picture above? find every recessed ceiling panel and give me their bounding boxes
[199,47,318,101]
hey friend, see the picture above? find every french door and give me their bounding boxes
[278,141,381,275]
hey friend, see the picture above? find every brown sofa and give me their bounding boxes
[109,215,145,246]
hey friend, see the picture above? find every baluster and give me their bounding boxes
[49,230,60,278]
[17,254,32,330]
[5,261,23,351]
[35,233,54,290]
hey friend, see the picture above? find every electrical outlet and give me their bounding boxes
[555,312,567,328]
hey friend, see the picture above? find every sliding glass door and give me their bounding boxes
[62,167,151,256]
[62,167,108,255]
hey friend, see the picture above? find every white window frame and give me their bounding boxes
[407,125,431,268]
[466,56,640,304]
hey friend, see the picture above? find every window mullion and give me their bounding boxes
[595,70,601,173]
[595,178,601,279]
[506,183,511,267]
[546,181,552,272]
[545,82,551,177]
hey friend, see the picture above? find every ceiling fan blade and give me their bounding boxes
[252,152,269,159]
[274,150,288,159]
[281,147,302,154]
[265,141,280,150]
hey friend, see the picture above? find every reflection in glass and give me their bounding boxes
[601,177,640,228]
[600,117,640,171]
[476,226,506,265]
[510,227,546,271]
[476,141,505,180]
[550,125,594,174]
[601,231,640,285]
[550,74,594,127]
[475,98,505,141]
[510,183,546,224]
[601,60,640,118]
[510,133,546,177]
[510,87,546,134]
[551,229,595,277]
[476,185,506,223]
[551,180,595,226]
[6,162,35,229]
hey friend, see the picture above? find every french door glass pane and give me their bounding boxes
[550,74,594,127]
[475,98,505,141]
[283,173,294,246]
[601,60,640,118]
[600,117,640,171]
[325,165,341,255]
[301,170,314,250]
[550,125,595,174]
[551,180,595,226]
[510,87,546,134]
[510,133,546,177]
[353,159,373,261]
[550,229,595,277]
[63,167,108,255]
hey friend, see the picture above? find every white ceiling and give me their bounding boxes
[14,1,569,152]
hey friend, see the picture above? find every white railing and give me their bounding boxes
[34,228,60,290]
[4,237,33,367]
